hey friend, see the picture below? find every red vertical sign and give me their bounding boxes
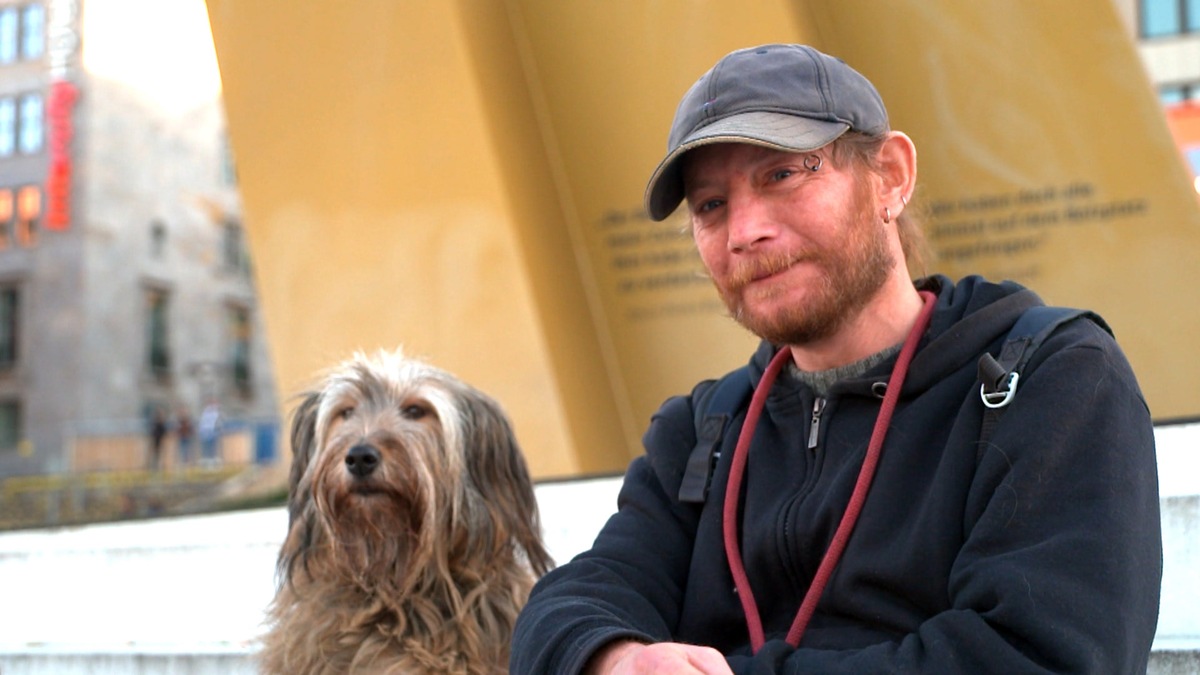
[45,80,77,231]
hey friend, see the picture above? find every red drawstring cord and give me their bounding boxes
[722,290,938,652]
[721,345,790,650]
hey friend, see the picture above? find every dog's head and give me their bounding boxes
[280,348,553,589]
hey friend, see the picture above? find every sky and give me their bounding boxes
[80,0,223,117]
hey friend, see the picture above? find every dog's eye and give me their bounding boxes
[401,404,429,420]
[338,406,355,420]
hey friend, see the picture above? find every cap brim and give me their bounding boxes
[643,112,850,221]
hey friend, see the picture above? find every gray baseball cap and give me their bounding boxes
[643,44,889,221]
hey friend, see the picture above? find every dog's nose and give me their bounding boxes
[345,444,381,477]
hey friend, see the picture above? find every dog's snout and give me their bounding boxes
[345,444,381,477]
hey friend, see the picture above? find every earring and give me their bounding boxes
[883,207,892,224]
[803,155,822,172]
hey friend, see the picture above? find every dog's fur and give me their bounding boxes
[260,349,553,674]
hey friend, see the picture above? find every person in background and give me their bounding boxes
[146,406,168,471]
[175,407,196,467]
[511,43,1161,674]
[198,401,223,468]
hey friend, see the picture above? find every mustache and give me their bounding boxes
[724,249,814,289]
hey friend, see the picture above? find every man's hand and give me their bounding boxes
[586,640,734,674]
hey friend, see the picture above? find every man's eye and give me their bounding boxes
[696,198,724,214]
[770,168,795,182]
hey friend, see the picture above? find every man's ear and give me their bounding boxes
[877,131,917,218]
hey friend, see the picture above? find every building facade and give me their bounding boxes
[0,0,277,478]
[1116,0,1200,185]
[1117,0,1200,102]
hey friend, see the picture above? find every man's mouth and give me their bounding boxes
[750,267,784,283]
[736,253,809,288]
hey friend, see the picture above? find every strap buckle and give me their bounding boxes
[980,372,1019,409]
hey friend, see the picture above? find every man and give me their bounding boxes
[511,44,1161,674]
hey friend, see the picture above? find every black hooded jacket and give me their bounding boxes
[511,275,1162,674]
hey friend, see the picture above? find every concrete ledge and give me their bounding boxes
[2,644,1194,674]
[1149,645,1200,675]
[0,425,1196,674]
[1158,495,1200,642]
[0,651,256,675]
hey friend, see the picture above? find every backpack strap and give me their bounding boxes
[976,305,1111,454]
[679,365,753,504]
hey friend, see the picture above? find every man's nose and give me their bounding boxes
[726,196,775,253]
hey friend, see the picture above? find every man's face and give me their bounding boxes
[682,142,894,346]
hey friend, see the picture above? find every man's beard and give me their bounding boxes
[714,186,895,346]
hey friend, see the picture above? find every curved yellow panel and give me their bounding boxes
[207,0,1200,483]
[204,1,593,477]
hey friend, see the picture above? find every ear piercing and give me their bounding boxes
[885,195,910,223]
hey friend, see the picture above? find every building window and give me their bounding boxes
[1161,83,1200,104]
[20,4,43,60]
[0,7,17,64]
[1185,147,1200,194]
[15,185,38,246]
[222,218,247,274]
[18,93,42,154]
[1162,87,1187,105]
[0,93,46,156]
[1142,0,1200,37]
[0,186,40,248]
[228,305,252,393]
[0,189,11,249]
[1186,146,1200,173]
[145,288,171,378]
[0,399,19,451]
[0,286,17,368]
[0,4,42,64]
[0,98,14,157]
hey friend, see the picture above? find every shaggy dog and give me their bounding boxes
[260,349,553,674]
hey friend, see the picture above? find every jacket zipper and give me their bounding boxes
[807,396,826,450]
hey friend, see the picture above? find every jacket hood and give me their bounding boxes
[745,275,1043,395]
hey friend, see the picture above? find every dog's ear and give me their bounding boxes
[459,387,555,576]
[287,392,321,527]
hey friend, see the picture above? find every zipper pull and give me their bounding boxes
[807,397,826,450]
